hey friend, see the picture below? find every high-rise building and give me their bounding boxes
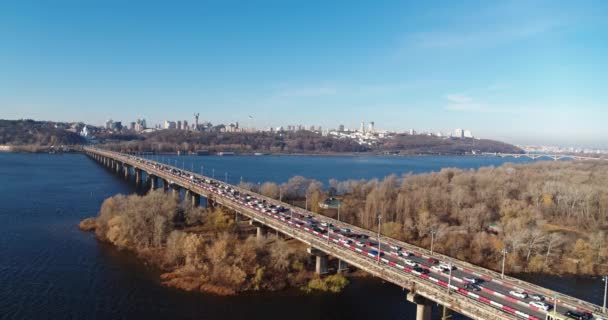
[360,121,365,133]
[463,129,473,138]
[368,121,375,133]
[182,120,188,130]
[338,124,345,132]
[129,122,136,130]
[163,120,176,129]
[453,128,464,138]
[105,119,114,129]
[408,129,416,135]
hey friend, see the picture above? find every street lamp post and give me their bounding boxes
[337,203,341,222]
[212,169,215,179]
[377,215,382,264]
[225,172,228,183]
[201,165,204,176]
[501,248,508,279]
[447,262,453,294]
[305,195,308,211]
[430,229,437,255]
[603,275,607,313]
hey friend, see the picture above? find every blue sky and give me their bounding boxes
[1,0,607,147]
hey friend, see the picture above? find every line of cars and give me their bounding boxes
[106,151,600,320]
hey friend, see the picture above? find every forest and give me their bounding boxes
[242,160,608,276]
[81,190,348,295]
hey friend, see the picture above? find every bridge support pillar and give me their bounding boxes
[205,196,214,208]
[250,220,266,239]
[338,259,348,272]
[185,189,192,203]
[123,164,129,179]
[307,247,328,275]
[406,293,432,320]
[134,168,141,185]
[191,193,200,207]
[171,185,180,198]
[162,179,169,191]
[149,175,157,191]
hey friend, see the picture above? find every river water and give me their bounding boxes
[0,153,602,320]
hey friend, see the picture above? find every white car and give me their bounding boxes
[439,263,455,271]
[400,251,413,257]
[355,241,365,247]
[509,290,528,299]
[463,276,479,284]
[402,259,418,267]
[431,265,445,272]
[529,301,551,311]
[530,294,544,301]
[389,245,401,251]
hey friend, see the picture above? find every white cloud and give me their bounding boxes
[445,93,474,104]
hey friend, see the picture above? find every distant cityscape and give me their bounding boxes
[96,114,477,147]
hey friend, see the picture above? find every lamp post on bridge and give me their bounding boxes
[225,172,228,183]
[501,248,508,279]
[377,215,382,264]
[603,275,607,313]
[201,165,204,176]
[430,228,437,255]
[212,169,215,179]
[447,261,453,294]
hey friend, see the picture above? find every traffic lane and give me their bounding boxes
[392,252,547,319]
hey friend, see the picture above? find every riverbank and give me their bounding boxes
[79,190,349,296]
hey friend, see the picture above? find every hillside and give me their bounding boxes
[101,130,522,155]
[382,134,523,155]
[0,119,85,146]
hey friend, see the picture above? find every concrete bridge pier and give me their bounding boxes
[337,259,348,272]
[191,193,200,207]
[171,184,180,198]
[307,247,328,275]
[123,164,129,179]
[205,196,215,208]
[185,189,192,203]
[406,293,432,320]
[149,175,158,191]
[249,220,266,239]
[162,179,169,191]
[134,168,142,185]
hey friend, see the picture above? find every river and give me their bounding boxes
[0,153,603,320]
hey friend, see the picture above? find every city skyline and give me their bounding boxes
[1,1,607,147]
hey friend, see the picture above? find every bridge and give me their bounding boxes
[495,153,606,161]
[84,147,607,320]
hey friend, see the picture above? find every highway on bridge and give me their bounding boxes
[85,148,607,320]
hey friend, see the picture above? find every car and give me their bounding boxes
[509,290,528,299]
[530,294,544,301]
[338,238,351,245]
[439,263,455,270]
[529,301,551,311]
[400,251,414,257]
[369,250,382,257]
[389,245,401,251]
[564,311,592,320]
[427,258,439,265]
[464,283,481,291]
[403,259,418,267]
[462,276,480,284]
[431,265,445,272]
[413,267,429,274]
[355,241,365,247]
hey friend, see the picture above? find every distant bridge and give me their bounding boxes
[495,153,606,161]
[85,147,608,320]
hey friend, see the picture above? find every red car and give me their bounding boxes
[427,258,439,265]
